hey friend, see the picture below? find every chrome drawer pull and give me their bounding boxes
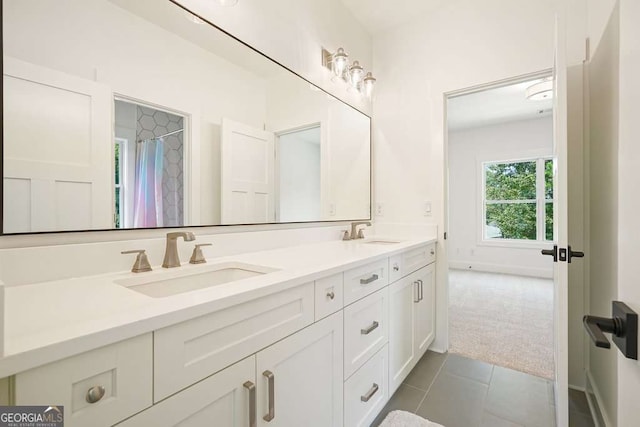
[418,279,424,301]
[414,281,420,303]
[326,291,335,300]
[361,383,379,402]
[360,274,379,285]
[361,321,379,335]
[86,385,106,404]
[263,370,275,422]
[243,381,256,427]
[430,249,435,255]
[393,264,400,272]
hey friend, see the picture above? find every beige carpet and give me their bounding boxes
[448,269,554,379]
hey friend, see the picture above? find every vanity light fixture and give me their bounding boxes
[322,47,376,99]
[526,77,553,101]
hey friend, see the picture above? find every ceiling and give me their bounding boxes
[340,0,447,34]
[447,78,554,131]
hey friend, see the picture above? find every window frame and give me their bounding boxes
[479,156,555,248]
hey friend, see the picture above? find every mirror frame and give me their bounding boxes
[0,0,372,236]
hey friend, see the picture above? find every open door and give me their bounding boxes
[2,57,112,233]
[220,118,275,224]
[550,12,570,427]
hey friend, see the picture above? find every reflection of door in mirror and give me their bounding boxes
[2,58,112,233]
[220,118,275,225]
[276,125,321,222]
[114,100,185,229]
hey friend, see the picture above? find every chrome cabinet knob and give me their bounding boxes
[86,385,106,404]
[430,249,435,255]
[393,263,399,272]
[326,291,335,300]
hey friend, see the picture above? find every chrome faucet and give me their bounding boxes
[162,232,196,268]
[348,221,371,240]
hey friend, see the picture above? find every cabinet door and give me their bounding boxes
[256,312,344,427]
[414,264,436,359]
[116,356,255,427]
[388,275,417,394]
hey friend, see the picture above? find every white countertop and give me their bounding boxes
[0,236,435,377]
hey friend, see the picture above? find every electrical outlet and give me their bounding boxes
[375,203,384,217]
[423,201,432,216]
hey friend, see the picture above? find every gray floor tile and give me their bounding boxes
[416,371,488,427]
[569,411,595,427]
[481,411,524,427]
[568,389,591,416]
[402,351,448,391]
[484,366,555,427]
[445,353,494,384]
[370,384,426,427]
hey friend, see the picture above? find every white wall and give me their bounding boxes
[175,0,372,115]
[371,0,559,353]
[448,117,554,278]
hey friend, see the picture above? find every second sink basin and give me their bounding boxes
[116,262,279,298]
[363,239,401,245]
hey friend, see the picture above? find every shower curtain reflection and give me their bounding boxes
[133,138,164,228]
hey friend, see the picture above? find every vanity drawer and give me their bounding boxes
[344,344,389,427]
[315,273,344,321]
[390,244,436,282]
[344,287,389,379]
[343,258,388,306]
[14,334,152,427]
[154,282,314,401]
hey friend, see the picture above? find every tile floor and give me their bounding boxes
[372,351,595,427]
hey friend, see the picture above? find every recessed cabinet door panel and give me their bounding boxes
[388,275,417,394]
[115,356,255,427]
[414,264,436,358]
[256,312,344,427]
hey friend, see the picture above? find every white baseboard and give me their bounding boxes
[449,261,553,279]
[586,370,611,427]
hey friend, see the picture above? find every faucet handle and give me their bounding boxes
[190,243,212,264]
[121,250,152,273]
[342,230,351,241]
[357,229,366,239]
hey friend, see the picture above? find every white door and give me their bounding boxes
[616,0,640,423]
[115,356,255,426]
[3,57,112,233]
[221,118,275,224]
[551,13,570,427]
[414,264,436,357]
[256,311,343,427]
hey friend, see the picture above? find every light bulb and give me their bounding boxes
[349,61,364,86]
[363,72,376,98]
[333,48,348,77]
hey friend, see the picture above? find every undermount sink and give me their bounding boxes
[363,239,401,245]
[115,262,279,298]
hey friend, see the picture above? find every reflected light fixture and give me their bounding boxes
[321,47,376,99]
[214,0,239,6]
[526,77,553,101]
[185,12,205,24]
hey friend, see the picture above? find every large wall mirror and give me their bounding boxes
[1,0,371,234]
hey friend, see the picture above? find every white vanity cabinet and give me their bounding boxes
[13,334,153,427]
[389,263,436,394]
[115,356,255,427]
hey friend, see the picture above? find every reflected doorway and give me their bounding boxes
[275,124,321,222]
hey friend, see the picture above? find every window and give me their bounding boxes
[483,158,554,243]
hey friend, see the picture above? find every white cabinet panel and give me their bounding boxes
[343,259,388,306]
[256,312,344,427]
[344,345,388,427]
[154,283,314,401]
[116,356,255,427]
[15,334,152,427]
[388,274,417,394]
[415,264,436,358]
[344,287,389,379]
